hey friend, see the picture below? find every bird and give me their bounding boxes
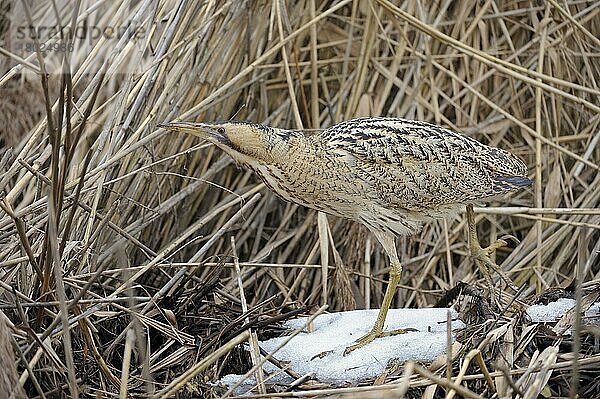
[160,117,530,354]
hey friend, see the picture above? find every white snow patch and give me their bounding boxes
[526,298,578,322]
[218,374,256,395]
[526,298,600,324]
[220,308,463,389]
[588,302,600,321]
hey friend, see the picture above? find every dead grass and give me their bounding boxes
[0,0,599,398]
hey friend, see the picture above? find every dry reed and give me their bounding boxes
[0,0,599,398]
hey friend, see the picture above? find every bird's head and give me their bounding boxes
[160,120,281,165]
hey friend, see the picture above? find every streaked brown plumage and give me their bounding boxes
[161,117,530,353]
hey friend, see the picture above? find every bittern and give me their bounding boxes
[160,117,530,354]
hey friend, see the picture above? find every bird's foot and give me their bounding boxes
[472,235,519,261]
[343,327,418,356]
[471,235,520,296]
[471,234,519,270]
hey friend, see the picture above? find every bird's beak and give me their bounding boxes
[159,121,228,143]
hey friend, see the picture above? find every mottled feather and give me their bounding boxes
[319,118,529,212]
[165,117,530,236]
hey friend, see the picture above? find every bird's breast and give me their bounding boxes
[250,149,366,218]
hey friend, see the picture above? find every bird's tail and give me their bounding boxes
[492,175,532,190]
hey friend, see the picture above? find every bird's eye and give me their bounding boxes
[217,127,226,135]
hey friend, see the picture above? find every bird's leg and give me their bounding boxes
[466,205,517,299]
[344,233,417,355]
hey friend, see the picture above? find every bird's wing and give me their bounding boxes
[322,117,529,209]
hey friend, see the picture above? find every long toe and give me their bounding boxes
[344,331,378,356]
[470,242,499,295]
[343,328,416,355]
[499,234,520,247]
[384,327,418,337]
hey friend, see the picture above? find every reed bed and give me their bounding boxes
[0,0,599,397]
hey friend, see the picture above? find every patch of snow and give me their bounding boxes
[526,298,600,325]
[217,374,257,396]
[587,302,600,323]
[526,298,578,322]
[220,308,463,389]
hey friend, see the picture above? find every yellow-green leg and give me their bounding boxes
[344,232,416,355]
[466,205,517,297]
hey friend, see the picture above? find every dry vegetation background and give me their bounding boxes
[0,0,599,398]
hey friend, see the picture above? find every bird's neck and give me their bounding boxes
[270,132,315,164]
